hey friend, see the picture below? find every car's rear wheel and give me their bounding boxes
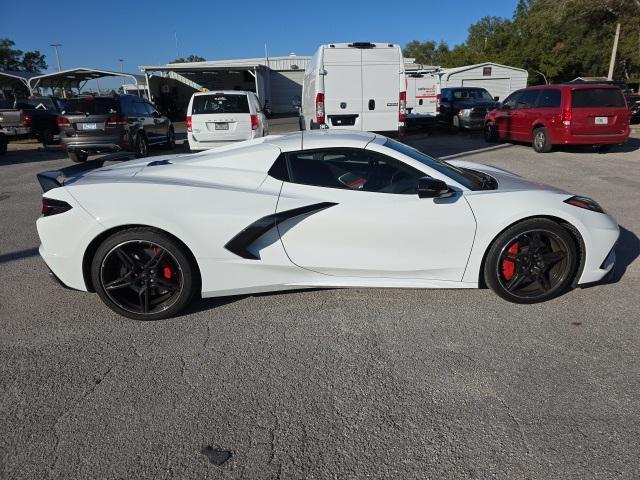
[135,133,149,158]
[0,135,7,155]
[484,219,578,304]
[484,122,499,143]
[68,151,88,163]
[164,127,176,149]
[39,127,54,146]
[532,127,552,153]
[91,228,197,320]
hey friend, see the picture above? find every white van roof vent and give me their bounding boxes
[348,42,376,49]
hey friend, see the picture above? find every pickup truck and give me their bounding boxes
[0,96,65,145]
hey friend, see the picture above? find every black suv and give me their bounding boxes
[58,95,175,162]
[438,87,499,131]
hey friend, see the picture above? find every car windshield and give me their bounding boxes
[63,98,118,115]
[452,89,493,100]
[192,94,250,114]
[383,138,485,190]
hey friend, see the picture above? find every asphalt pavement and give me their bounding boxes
[1,125,639,479]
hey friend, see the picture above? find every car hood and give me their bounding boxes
[447,160,568,194]
[455,100,498,110]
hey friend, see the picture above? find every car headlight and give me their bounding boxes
[459,109,472,117]
[564,195,604,213]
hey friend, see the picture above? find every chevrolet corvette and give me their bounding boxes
[36,130,619,320]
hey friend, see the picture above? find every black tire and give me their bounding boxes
[0,135,7,155]
[532,127,552,153]
[448,115,461,134]
[164,127,176,150]
[68,151,88,163]
[484,218,578,304]
[91,227,197,320]
[484,122,499,143]
[39,127,54,146]
[134,132,149,158]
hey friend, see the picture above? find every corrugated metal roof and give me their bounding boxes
[140,55,311,72]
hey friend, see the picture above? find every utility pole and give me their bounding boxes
[608,23,621,80]
[50,44,64,98]
[118,58,125,89]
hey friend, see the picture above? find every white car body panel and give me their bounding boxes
[36,130,619,302]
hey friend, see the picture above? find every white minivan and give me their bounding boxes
[301,42,406,134]
[186,91,268,151]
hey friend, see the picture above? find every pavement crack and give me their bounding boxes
[497,396,531,456]
[180,356,194,390]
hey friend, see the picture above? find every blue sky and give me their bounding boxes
[3,0,518,89]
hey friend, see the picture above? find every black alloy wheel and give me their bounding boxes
[484,219,577,303]
[92,228,197,320]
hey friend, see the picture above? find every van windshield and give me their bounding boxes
[192,94,250,114]
[383,138,486,190]
[571,88,625,108]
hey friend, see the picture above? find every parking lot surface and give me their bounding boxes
[1,126,639,479]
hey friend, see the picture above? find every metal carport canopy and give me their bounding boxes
[27,68,144,94]
[0,70,35,90]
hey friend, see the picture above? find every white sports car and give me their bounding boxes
[36,131,618,320]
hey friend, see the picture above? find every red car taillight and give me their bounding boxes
[106,114,126,126]
[315,93,325,125]
[436,93,441,112]
[399,91,407,122]
[22,112,32,127]
[560,108,572,126]
[186,115,192,132]
[57,116,71,127]
[250,114,259,130]
[41,198,72,217]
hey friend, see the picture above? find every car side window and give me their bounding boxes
[285,148,424,195]
[145,102,159,116]
[517,90,540,109]
[536,89,561,108]
[119,96,134,115]
[503,92,522,109]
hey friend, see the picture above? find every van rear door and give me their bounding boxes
[323,46,363,130]
[191,93,252,142]
[569,87,629,136]
[360,47,401,132]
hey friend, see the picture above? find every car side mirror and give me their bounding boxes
[494,96,500,101]
[417,177,451,199]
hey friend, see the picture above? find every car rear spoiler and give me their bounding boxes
[36,158,111,192]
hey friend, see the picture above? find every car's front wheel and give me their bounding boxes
[91,228,198,320]
[164,127,176,149]
[484,122,499,143]
[134,133,149,158]
[484,219,578,304]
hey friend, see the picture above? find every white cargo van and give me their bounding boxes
[301,42,406,134]
[405,72,440,121]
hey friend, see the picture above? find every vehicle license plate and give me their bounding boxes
[215,123,229,130]
[82,123,98,130]
[594,117,608,125]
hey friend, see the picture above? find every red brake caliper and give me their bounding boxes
[502,242,519,280]
[151,246,173,279]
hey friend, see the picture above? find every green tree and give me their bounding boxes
[170,54,206,64]
[0,38,47,72]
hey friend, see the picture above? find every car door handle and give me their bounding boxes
[368,99,375,110]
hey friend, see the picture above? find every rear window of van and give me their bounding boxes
[192,94,249,114]
[571,88,625,108]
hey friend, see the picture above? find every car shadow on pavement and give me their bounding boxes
[606,226,640,284]
[0,247,39,264]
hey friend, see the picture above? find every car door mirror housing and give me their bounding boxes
[417,177,451,199]
[494,96,500,102]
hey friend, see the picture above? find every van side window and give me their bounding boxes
[536,89,561,108]
[285,148,423,194]
[517,90,540,109]
[502,92,522,109]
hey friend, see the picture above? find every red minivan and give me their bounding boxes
[484,84,630,152]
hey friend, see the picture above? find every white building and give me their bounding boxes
[435,62,529,101]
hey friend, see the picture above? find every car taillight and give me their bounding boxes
[106,114,126,126]
[57,116,71,127]
[186,115,192,132]
[250,114,259,130]
[436,93,441,112]
[399,91,406,122]
[560,108,572,126]
[41,198,72,217]
[315,93,325,125]
[22,112,32,127]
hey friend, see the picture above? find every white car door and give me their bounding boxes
[274,147,476,281]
